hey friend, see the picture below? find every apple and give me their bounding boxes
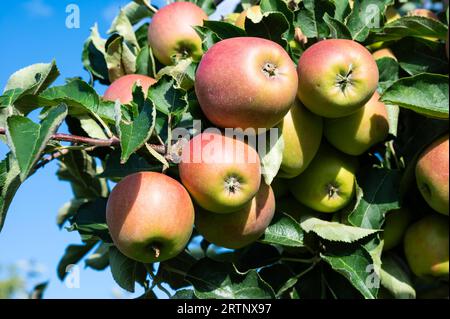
[385,6,401,23]
[106,172,194,263]
[297,39,379,118]
[235,5,261,29]
[383,208,411,251]
[416,134,449,215]
[223,12,240,25]
[372,48,397,61]
[179,131,262,214]
[289,143,358,213]
[147,2,207,65]
[323,92,390,156]
[195,182,275,249]
[278,100,323,178]
[407,8,439,20]
[195,37,298,132]
[404,214,449,278]
[103,74,156,104]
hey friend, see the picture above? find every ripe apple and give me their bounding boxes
[404,214,449,278]
[297,39,379,118]
[407,8,439,20]
[103,74,156,104]
[372,48,397,61]
[195,37,298,131]
[195,182,275,249]
[106,172,194,263]
[179,132,262,214]
[323,92,390,156]
[289,143,358,213]
[416,134,449,215]
[383,208,411,251]
[235,5,261,29]
[147,2,207,65]
[278,100,323,178]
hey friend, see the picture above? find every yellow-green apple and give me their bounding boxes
[372,48,397,61]
[103,74,156,104]
[278,100,323,178]
[106,172,194,263]
[147,2,207,65]
[404,214,449,278]
[297,39,379,118]
[195,37,298,131]
[383,208,411,251]
[323,92,390,156]
[235,5,261,29]
[179,131,261,214]
[416,134,449,215]
[195,182,275,249]
[289,143,358,213]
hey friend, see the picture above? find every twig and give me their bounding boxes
[146,265,172,298]
[34,148,70,170]
[142,0,159,14]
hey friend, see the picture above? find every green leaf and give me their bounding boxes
[334,0,351,22]
[57,150,109,199]
[157,58,197,91]
[323,13,352,39]
[69,198,112,243]
[321,246,378,299]
[260,213,304,247]
[376,57,399,84]
[260,128,284,185]
[260,0,295,38]
[116,86,156,164]
[85,242,111,270]
[56,198,89,229]
[171,289,196,299]
[295,0,335,38]
[0,153,22,233]
[245,12,290,46]
[300,216,379,243]
[191,0,216,15]
[148,75,188,116]
[377,16,448,42]
[346,0,393,42]
[82,24,109,84]
[187,258,275,299]
[105,35,137,83]
[380,253,416,299]
[108,9,140,53]
[202,20,246,39]
[109,246,148,293]
[194,26,222,52]
[6,104,67,181]
[135,45,157,78]
[381,73,449,119]
[348,168,401,229]
[57,242,97,280]
[126,1,154,24]
[4,61,59,95]
[157,250,197,290]
[100,149,161,179]
[233,243,280,273]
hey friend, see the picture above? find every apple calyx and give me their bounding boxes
[326,183,340,199]
[224,175,242,195]
[262,62,278,78]
[151,244,161,259]
[335,65,354,94]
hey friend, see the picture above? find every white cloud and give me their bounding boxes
[23,0,54,17]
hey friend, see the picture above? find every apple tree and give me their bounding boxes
[0,0,449,299]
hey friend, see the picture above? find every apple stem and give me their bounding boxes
[152,245,161,259]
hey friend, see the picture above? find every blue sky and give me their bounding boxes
[0,0,238,299]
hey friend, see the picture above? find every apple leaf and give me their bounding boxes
[323,13,352,39]
[376,57,399,84]
[260,0,295,39]
[157,250,197,290]
[56,198,89,229]
[109,246,148,293]
[85,242,111,271]
[108,9,140,53]
[346,0,393,42]
[295,0,335,39]
[194,26,222,52]
[135,45,157,78]
[171,289,196,299]
[105,34,137,83]
[186,258,275,299]
[82,24,109,84]
[148,75,188,117]
[100,149,162,179]
[381,73,449,119]
[115,86,156,164]
[299,216,379,243]
[376,16,448,42]
[333,0,351,22]
[202,20,246,39]
[0,153,22,233]
[348,168,402,229]
[260,213,304,247]
[157,58,197,91]
[321,245,378,299]
[119,1,154,25]
[190,0,216,16]
[233,243,281,273]
[245,12,290,47]
[260,127,284,185]
[57,242,97,280]
[6,104,67,181]
[380,253,416,299]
